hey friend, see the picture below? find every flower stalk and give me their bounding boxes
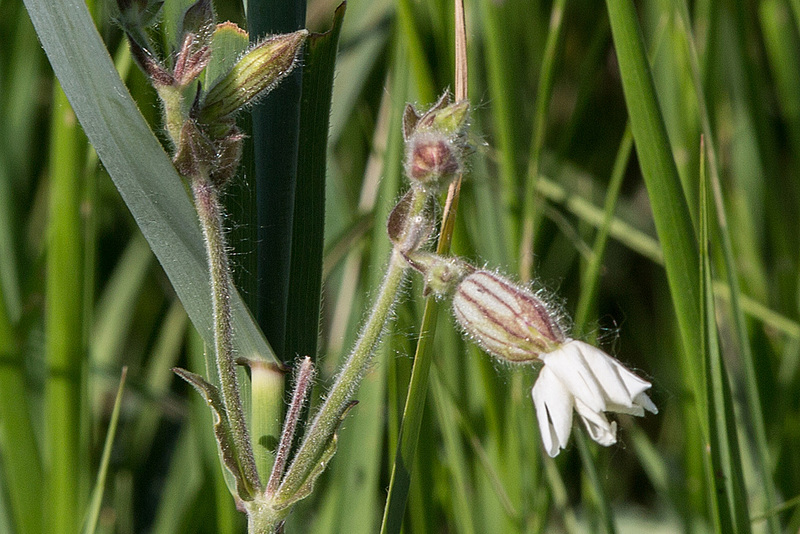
[273,188,428,506]
[191,172,261,496]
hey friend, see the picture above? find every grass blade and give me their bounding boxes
[699,151,752,534]
[285,2,345,366]
[246,0,306,360]
[604,0,701,361]
[83,368,127,534]
[45,84,87,532]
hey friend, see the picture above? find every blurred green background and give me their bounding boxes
[2,0,800,532]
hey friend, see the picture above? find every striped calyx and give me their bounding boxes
[452,270,565,363]
[199,29,307,123]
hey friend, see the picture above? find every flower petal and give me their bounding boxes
[575,398,617,447]
[532,367,574,457]
[573,340,636,409]
[541,340,606,413]
[635,392,658,414]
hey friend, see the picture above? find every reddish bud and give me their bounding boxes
[406,133,461,187]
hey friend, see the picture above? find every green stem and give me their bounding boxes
[274,187,428,505]
[45,84,85,532]
[191,174,261,496]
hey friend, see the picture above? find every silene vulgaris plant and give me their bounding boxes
[119,0,656,530]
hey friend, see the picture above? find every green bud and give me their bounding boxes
[452,270,566,362]
[416,100,470,137]
[199,29,308,122]
[403,92,470,140]
[403,253,473,298]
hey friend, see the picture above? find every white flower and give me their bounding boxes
[531,339,657,457]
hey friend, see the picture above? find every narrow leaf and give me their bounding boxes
[83,368,128,534]
[285,2,345,364]
[22,0,280,371]
[173,367,254,501]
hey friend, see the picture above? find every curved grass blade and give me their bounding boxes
[82,368,127,534]
[672,4,780,528]
[700,155,752,534]
[22,0,279,370]
[605,0,701,359]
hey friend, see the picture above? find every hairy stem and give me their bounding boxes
[266,357,315,495]
[192,174,261,495]
[274,186,428,505]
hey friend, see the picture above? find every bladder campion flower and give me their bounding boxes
[409,256,657,457]
[532,339,657,457]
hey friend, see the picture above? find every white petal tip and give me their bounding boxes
[636,392,658,414]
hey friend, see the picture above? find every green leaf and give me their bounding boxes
[22,0,279,371]
[604,0,701,362]
[173,367,255,501]
[285,2,345,366]
[246,0,306,361]
[83,368,128,534]
[699,158,752,534]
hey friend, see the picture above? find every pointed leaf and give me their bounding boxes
[173,367,254,501]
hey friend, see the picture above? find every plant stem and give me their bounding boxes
[191,173,261,495]
[275,187,427,505]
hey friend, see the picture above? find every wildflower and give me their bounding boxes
[402,93,470,190]
[444,267,656,456]
[532,339,657,457]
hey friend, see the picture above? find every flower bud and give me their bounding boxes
[402,253,473,298]
[198,29,308,122]
[387,189,433,253]
[403,93,470,141]
[405,133,461,187]
[452,270,566,362]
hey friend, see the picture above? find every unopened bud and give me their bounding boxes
[199,29,308,122]
[403,93,470,140]
[416,100,470,137]
[387,189,433,252]
[452,270,566,363]
[406,133,461,187]
[403,253,473,298]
